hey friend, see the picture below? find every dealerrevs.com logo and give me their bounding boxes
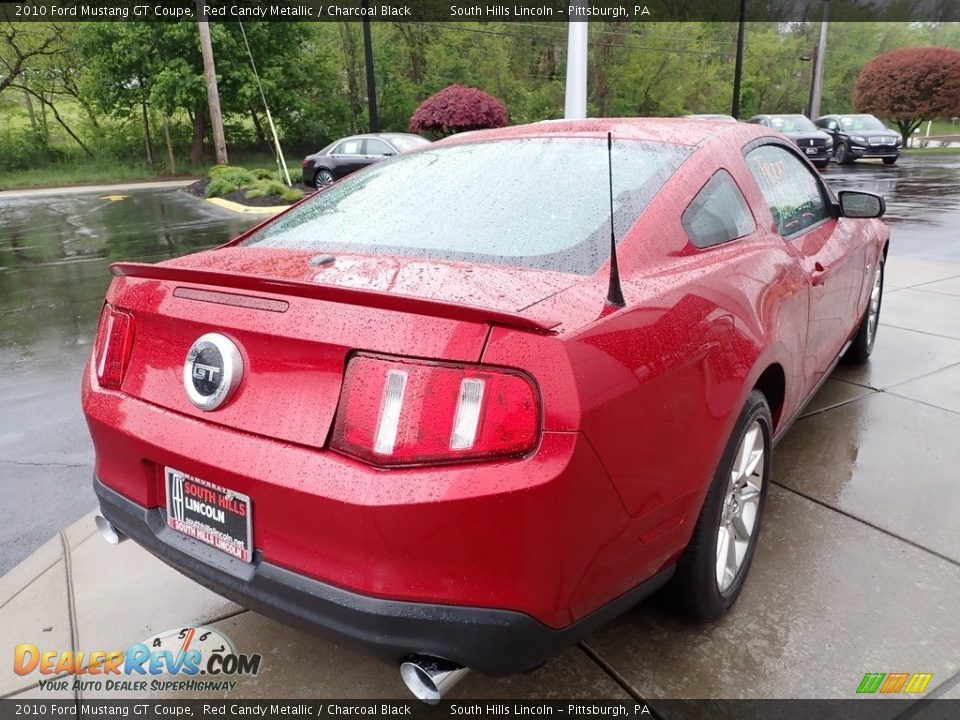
[14,626,261,693]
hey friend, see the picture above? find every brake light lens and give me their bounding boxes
[331,355,541,466]
[93,303,135,390]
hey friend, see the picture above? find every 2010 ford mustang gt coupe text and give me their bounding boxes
[83,119,888,702]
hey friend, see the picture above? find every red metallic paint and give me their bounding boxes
[82,119,888,640]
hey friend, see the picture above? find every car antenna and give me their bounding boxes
[605,131,626,307]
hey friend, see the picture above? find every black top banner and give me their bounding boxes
[1,0,959,23]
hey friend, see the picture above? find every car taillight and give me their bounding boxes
[93,303,135,390]
[331,354,541,467]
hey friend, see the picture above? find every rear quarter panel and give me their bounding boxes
[510,132,809,562]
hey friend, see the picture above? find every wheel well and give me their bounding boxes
[753,364,786,430]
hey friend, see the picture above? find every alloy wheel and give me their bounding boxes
[866,264,883,349]
[716,420,765,593]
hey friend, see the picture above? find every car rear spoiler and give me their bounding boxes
[110,262,560,334]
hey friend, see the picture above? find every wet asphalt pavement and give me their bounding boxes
[0,154,959,575]
[822,154,960,261]
[0,189,256,574]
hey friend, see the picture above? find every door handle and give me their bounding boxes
[811,261,828,286]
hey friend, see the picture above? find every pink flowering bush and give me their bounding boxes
[409,84,508,136]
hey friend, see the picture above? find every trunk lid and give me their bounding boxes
[162,246,576,313]
[107,247,563,447]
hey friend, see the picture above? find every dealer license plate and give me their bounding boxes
[805,147,819,155]
[165,467,253,562]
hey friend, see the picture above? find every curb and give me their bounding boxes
[205,197,290,215]
[0,179,196,199]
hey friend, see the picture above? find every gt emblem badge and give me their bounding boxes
[183,333,243,411]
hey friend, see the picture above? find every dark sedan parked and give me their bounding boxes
[747,114,832,168]
[815,114,902,165]
[302,133,430,188]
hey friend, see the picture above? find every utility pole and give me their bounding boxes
[564,1,588,119]
[804,44,818,118]
[196,1,228,164]
[731,0,746,119]
[808,0,830,120]
[362,0,379,133]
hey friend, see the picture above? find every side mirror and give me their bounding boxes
[382,151,395,157]
[838,190,885,219]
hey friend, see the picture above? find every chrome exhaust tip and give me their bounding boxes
[95,515,127,545]
[399,656,470,704]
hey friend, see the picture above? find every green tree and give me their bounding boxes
[0,21,64,95]
[79,21,314,165]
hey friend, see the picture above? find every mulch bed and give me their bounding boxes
[183,177,315,208]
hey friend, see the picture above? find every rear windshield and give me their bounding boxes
[243,138,691,274]
[769,115,817,132]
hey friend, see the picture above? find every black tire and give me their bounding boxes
[813,160,829,169]
[673,390,773,622]
[835,142,852,165]
[845,257,884,364]
[882,157,898,166]
[314,168,334,188]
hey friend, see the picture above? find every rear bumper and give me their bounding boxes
[94,476,673,675]
[84,360,681,630]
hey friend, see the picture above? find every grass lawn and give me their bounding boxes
[1,97,305,190]
[903,146,960,155]
[915,118,960,137]
[0,151,292,191]
[0,161,168,190]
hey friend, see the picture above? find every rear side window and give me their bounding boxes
[388,135,430,151]
[682,170,755,249]
[334,140,362,155]
[364,138,392,156]
[745,144,829,237]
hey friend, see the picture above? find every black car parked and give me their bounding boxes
[747,114,833,168]
[815,114,902,165]
[302,133,430,188]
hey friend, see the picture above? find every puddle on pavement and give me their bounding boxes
[0,189,257,358]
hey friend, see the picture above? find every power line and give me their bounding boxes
[427,22,740,57]
[519,21,743,45]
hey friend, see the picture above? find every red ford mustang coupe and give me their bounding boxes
[83,119,887,701]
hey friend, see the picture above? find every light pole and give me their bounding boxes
[564,1,588,119]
